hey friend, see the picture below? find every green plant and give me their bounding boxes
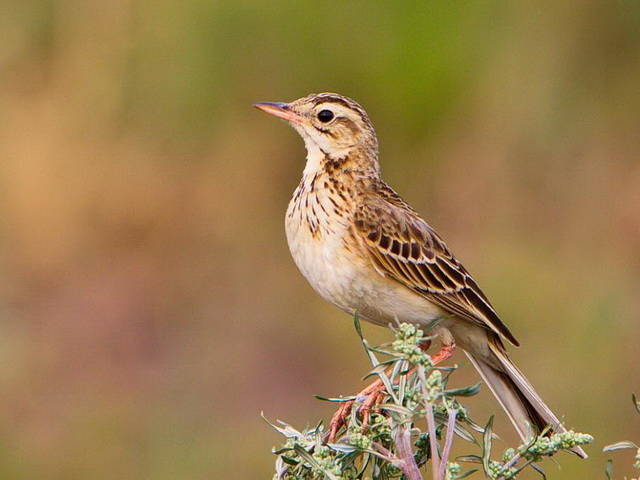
[265,316,592,480]
[603,395,640,480]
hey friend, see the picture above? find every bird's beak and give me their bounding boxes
[253,102,302,124]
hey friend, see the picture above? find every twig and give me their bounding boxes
[505,457,538,479]
[438,408,458,480]
[394,423,424,480]
[496,450,522,478]
[371,441,395,459]
[418,367,440,480]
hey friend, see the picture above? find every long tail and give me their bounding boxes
[464,337,587,459]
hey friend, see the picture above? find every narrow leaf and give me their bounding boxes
[378,403,415,416]
[261,413,302,438]
[293,445,340,480]
[362,359,400,380]
[531,463,547,479]
[275,456,289,479]
[452,422,478,444]
[457,455,483,464]
[481,416,494,476]
[280,455,299,466]
[314,394,356,403]
[273,445,294,455]
[364,344,400,356]
[603,441,638,452]
[353,312,363,340]
[355,452,371,477]
[327,443,357,454]
[463,417,488,434]
[457,468,479,479]
[433,411,475,443]
[445,383,482,397]
[363,343,399,404]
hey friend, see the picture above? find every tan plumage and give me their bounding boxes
[353,185,519,346]
[255,93,586,458]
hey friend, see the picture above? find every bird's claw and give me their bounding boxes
[327,380,386,442]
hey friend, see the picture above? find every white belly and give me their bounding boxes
[285,191,445,327]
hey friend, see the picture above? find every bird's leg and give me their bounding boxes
[419,338,456,364]
[327,340,456,442]
[358,385,386,431]
[429,342,456,364]
[328,400,353,442]
[419,338,432,353]
[328,377,385,442]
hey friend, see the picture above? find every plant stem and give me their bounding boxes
[394,423,424,480]
[418,367,440,480]
[496,451,522,478]
[438,409,457,480]
[371,441,395,461]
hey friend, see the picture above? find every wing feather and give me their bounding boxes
[354,192,519,347]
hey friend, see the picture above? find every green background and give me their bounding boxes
[1,1,639,478]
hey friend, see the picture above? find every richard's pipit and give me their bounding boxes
[255,93,586,458]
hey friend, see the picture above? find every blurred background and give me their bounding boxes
[1,1,639,478]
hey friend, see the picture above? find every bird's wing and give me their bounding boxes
[353,190,519,346]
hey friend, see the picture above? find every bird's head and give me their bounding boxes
[254,93,379,168]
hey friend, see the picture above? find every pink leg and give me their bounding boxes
[430,343,456,365]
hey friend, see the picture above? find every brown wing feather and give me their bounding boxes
[354,189,519,347]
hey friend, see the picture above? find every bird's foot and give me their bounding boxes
[326,342,456,442]
[429,342,456,364]
[327,378,386,442]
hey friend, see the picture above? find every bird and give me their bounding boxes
[254,92,586,458]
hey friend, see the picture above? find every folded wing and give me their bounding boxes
[353,189,519,347]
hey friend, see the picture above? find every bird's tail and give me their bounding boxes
[464,337,587,459]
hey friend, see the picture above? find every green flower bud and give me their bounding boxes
[349,432,372,450]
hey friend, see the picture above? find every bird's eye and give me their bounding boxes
[317,109,334,123]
